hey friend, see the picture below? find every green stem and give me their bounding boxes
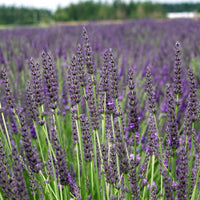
[198,192,200,200]
[0,103,12,152]
[41,107,59,198]
[108,141,111,164]
[54,109,62,144]
[64,185,70,200]
[59,182,63,200]
[90,161,94,195]
[134,131,137,161]
[95,130,108,200]
[42,125,56,158]
[83,87,91,123]
[142,159,150,199]
[168,156,171,175]
[111,113,121,199]
[76,142,81,187]
[49,147,59,198]
[0,121,10,153]
[34,122,45,164]
[160,166,163,197]
[93,131,101,200]
[172,149,177,182]
[153,114,163,199]
[41,106,56,159]
[102,92,107,142]
[185,135,188,149]
[39,171,59,200]
[115,99,130,163]
[76,103,82,154]
[191,163,200,200]
[0,192,4,200]
[75,119,87,198]
[13,108,20,126]
[151,154,155,187]
[91,74,97,109]
[124,174,131,199]
[188,123,195,199]
[115,99,123,134]
[111,114,120,177]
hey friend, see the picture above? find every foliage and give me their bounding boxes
[53,0,200,21]
[1,1,200,25]
[0,5,52,25]
[53,0,165,21]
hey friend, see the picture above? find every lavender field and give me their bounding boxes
[0,19,200,200]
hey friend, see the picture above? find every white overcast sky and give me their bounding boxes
[0,0,200,12]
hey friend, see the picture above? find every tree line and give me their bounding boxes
[0,1,200,25]
[53,1,200,21]
[0,6,51,25]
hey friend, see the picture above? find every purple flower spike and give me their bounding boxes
[80,114,93,162]
[145,65,156,114]
[82,27,96,75]
[18,111,42,173]
[173,41,183,97]
[1,68,16,109]
[166,84,178,150]
[76,43,87,87]
[128,67,139,134]
[29,58,44,107]
[67,55,81,107]
[42,51,59,108]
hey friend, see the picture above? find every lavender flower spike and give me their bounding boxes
[82,27,96,74]
[173,41,183,96]
[145,65,156,114]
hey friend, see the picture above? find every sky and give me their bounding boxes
[0,0,200,11]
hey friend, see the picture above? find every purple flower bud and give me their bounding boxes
[147,183,150,190]
[38,120,45,126]
[172,180,177,187]
[11,122,18,134]
[143,178,148,185]
[130,154,134,160]
[136,154,141,162]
